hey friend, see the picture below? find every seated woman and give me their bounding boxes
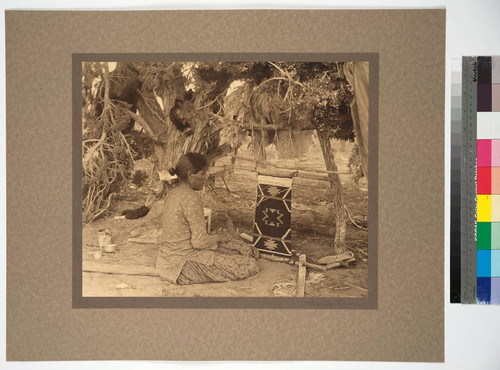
[156,152,259,285]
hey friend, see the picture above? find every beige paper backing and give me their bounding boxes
[6,10,445,361]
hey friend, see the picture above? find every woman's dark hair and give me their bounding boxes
[169,153,208,182]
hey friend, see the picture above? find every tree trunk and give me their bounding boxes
[133,90,170,170]
[316,129,347,254]
[114,62,238,171]
[159,86,187,170]
[343,62,369,178]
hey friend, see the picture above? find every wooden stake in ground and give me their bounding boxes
[296,254,307,298]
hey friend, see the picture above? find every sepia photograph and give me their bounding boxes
[78,58,371,300]
[6,6,452,362]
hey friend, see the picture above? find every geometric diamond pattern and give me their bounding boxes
[253,177,293,256]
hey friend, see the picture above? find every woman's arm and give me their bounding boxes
[182,193,217,250]
[217,238,260,259]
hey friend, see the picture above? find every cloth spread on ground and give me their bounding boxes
[253,175,293,256]
[122,205,150,219]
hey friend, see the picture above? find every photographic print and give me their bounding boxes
[7,8,447,361]
[77,56,375,304]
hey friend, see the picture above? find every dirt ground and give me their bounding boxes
[82,138,368,298]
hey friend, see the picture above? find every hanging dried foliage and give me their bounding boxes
[248,63,354,137]
[242,62,355,159]
[82,64,136,223]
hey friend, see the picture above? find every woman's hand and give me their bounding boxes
[249,245,260,259]
[214,231,232,243]
[238,244,260,259]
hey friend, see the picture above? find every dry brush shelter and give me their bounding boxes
[82,61,369,255]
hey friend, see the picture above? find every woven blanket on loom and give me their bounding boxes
[253,175,293,256]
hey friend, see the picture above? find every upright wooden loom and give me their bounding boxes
[252,174,294,257]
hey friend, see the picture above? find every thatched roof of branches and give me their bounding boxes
[223,62,355,141]
[81,61,358,222]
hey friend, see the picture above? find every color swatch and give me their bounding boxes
[476,56,500,304]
